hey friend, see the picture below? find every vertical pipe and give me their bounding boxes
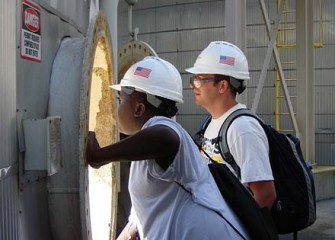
[225,0,247,104]
[100,0,119,84]
[296,0,315,164]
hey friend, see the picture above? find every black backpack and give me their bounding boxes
[196,108,317,234]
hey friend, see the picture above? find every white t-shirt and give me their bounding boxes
[202,103,274,184]
[128,116,249,240]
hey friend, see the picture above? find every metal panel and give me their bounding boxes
[314,0,335,165]
[0,177,19,240]
[176,114,208,136]
[15,1,90,240]
[0,0,19,239]
[16,2,88,120]
[315,45,335,68]
[316,133,335,165]
[246,25,268,47]
[133,8,156,34]
[34,0,89,34]
[118,0,335,165]
[246,0,264,25]
[118,1,226,135]
[0,0,16,167]
[117,1,129,38]
[155,28,226,53]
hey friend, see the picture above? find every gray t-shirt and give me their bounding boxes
[128,116,249,240]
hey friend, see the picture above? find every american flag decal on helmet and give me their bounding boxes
[134,67,152,78]
[219,55,235,66]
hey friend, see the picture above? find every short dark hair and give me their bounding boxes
[136,91,178,118]
[215,74,246,94]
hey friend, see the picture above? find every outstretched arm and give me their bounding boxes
[86,124,180,168]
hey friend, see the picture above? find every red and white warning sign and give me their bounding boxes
[21,0,41,62]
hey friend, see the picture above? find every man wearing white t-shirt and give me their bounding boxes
[186,41,276,209]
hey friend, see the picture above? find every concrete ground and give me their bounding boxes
[279,198,335,240]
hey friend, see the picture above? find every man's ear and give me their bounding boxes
[134,102,146,117]
[218,79,230,93]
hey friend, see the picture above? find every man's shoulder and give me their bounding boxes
[228,114,264,135]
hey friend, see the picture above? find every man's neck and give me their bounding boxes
[208,98,238,119]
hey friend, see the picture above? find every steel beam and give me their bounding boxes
[225,0,247,103]
[255,0,299,135]
[296,0,315,164]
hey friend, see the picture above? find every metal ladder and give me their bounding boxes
[275,0,324,133]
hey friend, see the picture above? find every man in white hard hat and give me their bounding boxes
[186,41,276,209]
[87,56,249,240]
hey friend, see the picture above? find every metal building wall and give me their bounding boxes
[118,0,227,135]
[315,0,335,165]
[33,0,89,34]
[17,0,89,119]
[245,0,278,125]
[0,0,89,239]
[118,0,335,165]
[234,0,335,165]
[16,1,89,237]
[0,0,19,239]
[117,0,295,134]
[246,0,335,165]
[245,0,298,130]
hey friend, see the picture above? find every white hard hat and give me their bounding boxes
[110,56,183,103]
[185,41,250,80]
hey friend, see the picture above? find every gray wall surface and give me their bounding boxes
[117,0,335,165]
[0,1,89,239]
[0,0,18,239]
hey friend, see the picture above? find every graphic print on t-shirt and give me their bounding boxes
[201,137,224,163]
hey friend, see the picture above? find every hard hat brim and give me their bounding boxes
[109,84,121,91]
[109,83,148,94]
[185,66,223,75]
[185,67,197,74]
[109,84,146,94]
[109,83,184,103]
[185,66,250,80]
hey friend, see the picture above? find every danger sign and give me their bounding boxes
[21,0,41,62]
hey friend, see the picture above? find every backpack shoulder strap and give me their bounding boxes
[218,108,264,178]
[194,114,212,145]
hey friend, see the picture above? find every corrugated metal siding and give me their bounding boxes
[118,0,225,134]
[239,0,297,134]
[0,178,19,240]
[34,0,89,34]
[17,1,89,119]
[315,0,335,165]
[0,0,19,239]
[15,1,89,239]
[118,0,335,165]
